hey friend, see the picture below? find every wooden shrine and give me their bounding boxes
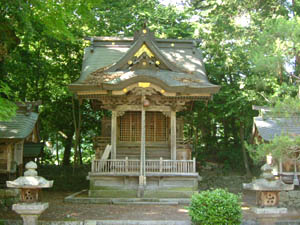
[69,27,220,198]
[252,105,300,184]
[0,102,41,180]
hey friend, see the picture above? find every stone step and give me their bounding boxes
[89,220,191,225]
[112,201,179,205]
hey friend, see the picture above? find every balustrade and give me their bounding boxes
[91,157,196,175]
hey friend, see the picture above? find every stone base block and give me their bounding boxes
[12,202,49,225]
[12,202,49,215]
[252,207,287,214]
[89,175,198,198]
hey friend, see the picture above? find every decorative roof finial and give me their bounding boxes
[134,21,154,41]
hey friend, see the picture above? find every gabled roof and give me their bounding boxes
[69,28,220,95]
[0,112,38,139]
[104,28,185,73]
[254,117,300,141]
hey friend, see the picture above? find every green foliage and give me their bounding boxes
[0,0,196,165]
[271,97,300,117]
[248,135,300,163]
[188,189,242,225]
[38,164,89,191]
[250,17,300,76]
[0,82,17,121]
[1,0,300,169]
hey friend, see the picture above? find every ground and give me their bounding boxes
[1,166,300,223]
[0,191,191,221]
[1,175,300,222]
[1,190,300,222]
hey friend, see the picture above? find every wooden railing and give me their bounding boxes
[146,159,195,174]
[91,157,196,175]
[92,158,140,174]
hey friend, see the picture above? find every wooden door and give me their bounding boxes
[118,111,169,142]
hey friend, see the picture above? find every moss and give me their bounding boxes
[143,190,195,198]
[89,189,137,198]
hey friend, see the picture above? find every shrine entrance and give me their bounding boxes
[118,111,169,143]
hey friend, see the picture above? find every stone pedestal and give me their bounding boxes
[12,202,48,225]
[243,163,294,214]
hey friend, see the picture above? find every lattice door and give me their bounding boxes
[118,112,168,142]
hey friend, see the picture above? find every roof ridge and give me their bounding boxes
[103,29,191,73]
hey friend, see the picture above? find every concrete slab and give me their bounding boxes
[112,201,179,205]
[86,220,191,225]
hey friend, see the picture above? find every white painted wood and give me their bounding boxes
[140,98,146,185]
[115,105,172,112]
[280,172,300,175]
[101,145,111,160]
[111,111,117,159]
[91,159,195,176]
[170,111,176,160]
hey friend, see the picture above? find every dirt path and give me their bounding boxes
[0,191,190,221]
[1,190,300,222]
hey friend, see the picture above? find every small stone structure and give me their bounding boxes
[6,161,53,225]
[243,163,294,214]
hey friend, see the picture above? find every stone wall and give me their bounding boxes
[280,191,300,208]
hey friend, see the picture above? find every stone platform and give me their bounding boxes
[65,190,191,205]
[88,174,198,198]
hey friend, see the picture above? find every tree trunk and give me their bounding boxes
[240,122,252,177]
[72,96,82,167]
[79,139,83,165]
[62,131,74,166]
[56,133,60,165]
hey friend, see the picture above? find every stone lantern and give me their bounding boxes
[6,161,53,225]
[243,163,294,214]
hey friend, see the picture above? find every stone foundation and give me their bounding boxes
[88,174,198,198]
[280,190,300,208]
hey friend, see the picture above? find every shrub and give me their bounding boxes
[188,189,242,225]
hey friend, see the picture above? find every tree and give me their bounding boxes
[182,0,300,173]
[248,135,300,164]
[0,82,17,121]
[1,0,195,165]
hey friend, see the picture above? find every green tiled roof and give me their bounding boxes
[23,143,43,158]
[254,117,300,141]
[70,29,220,94]
[0,112,38,139]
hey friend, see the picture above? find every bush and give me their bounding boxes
[38,164,90,192]
[188,189,242,225]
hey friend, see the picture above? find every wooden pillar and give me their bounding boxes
[138,95,146,188]
[111,111,117,159]
[171,111,176,160]
[7,145,11,172]
[141,99,146,180]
